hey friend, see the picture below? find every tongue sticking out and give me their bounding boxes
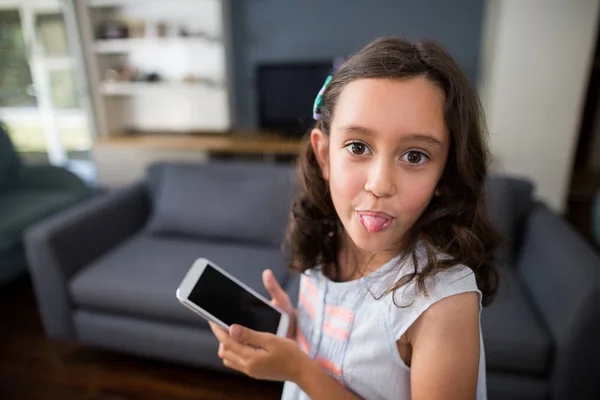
[358,214,392,233]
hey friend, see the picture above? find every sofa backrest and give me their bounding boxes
[145,162,533,262]
[145,161,297,248]
[485,175,535,265]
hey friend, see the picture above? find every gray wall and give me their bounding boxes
[231,0,485,129]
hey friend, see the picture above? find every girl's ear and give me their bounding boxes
[311,128,330,180]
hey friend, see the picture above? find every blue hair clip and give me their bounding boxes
[313,74,333,120]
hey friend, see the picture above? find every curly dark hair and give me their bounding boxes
[285,37,501,307]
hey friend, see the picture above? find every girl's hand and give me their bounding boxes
[210,322,308,382]
[262,269,297,338]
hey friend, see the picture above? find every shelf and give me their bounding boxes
[88,0,213,7]
[95,132,304,155]
[0,107,86,120]
[94,37,219,54]
[100,81,223,96]
[88,0,123,6]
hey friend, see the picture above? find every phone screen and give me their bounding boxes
[188,263,282,334]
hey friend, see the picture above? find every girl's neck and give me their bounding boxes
[334,235,401,282]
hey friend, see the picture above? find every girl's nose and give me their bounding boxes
[364,159,396,198]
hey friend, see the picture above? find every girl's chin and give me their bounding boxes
[346,228,400,254]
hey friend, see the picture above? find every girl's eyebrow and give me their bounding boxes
[340,124,443,147]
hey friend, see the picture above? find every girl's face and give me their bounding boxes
[312,77,450,259]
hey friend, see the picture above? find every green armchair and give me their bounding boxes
[0,122,93,283]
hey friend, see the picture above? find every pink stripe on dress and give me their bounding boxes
[322,321,351,341]
[296,329,310,354]
[325,304,355,324]
[302,275,318,299]
[299,292,315,319]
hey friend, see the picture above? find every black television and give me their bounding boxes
[257,62,333,137]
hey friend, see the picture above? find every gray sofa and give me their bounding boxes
[25,162,600,400]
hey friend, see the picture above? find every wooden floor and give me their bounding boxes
[0,277,283,400]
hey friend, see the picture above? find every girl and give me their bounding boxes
[210,37,499,400]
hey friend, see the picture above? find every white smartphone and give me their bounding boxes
[176,258,289,337]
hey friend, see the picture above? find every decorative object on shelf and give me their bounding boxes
[127,20,146,38]
[103,64,138,82]
[182,74,199,84]
[145,72,162,83]
[118,65,137,82]
[182,75,222,89]
[96,20,128,40]
[104,68,119,82]
[188,30,221,43]
[175,24,221,42]
[178,26,190,37]
[156,21,168,38]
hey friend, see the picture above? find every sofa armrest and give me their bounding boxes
[24,182,151,340]
[18,165,88,191]
[516,203,600,399]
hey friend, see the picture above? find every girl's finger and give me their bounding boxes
[219,342,244,364]
[224,333,259,359]
[230,324,273,350]
[222,355,244,372]
[263,269,291,309]
[209,322,229,342]
[220,341,254,373]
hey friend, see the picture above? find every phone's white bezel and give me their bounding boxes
[176,258,290,337]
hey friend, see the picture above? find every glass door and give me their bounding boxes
[0,1,47,161]
[0,0,96,180]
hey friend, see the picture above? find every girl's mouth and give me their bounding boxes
[356,211,393,233]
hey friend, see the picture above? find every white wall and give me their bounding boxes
[480,0,600,212]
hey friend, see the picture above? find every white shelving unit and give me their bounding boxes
[93,37,220,54]
[77,0,233,136]
[99,81,223,96]
[87,0,217,7]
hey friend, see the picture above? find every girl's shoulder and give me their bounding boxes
[382,254,482,341]
[381,246,482,340]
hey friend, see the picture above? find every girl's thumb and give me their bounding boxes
[263,269,286,300]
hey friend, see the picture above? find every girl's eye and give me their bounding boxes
[345,141,372,156]
[401,150,429,165]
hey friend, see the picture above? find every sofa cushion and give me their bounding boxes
[0,188,89,252]
[146,162,296,248]
[481,268,553,376]
[69,233,291,327]
[485,176,534,264]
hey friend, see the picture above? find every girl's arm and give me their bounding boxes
[406,292,480,400]
[211,270,359,398]
[210,323,360,400]
[295,355,361,400]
